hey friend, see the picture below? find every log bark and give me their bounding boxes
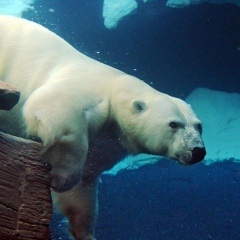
[0,132,52,240]
[0,80,20,110]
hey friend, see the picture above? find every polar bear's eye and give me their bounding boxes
[169,122,179,129]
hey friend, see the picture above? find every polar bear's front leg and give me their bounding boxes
[42,131,89,191]
[53,178,98,240]
[23,85,89,191]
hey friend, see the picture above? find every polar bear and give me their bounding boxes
[0,15,206,240]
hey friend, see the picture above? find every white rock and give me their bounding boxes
[0,0,35,17]
[167,0,240,8]
[103,0,138,29]
[186,88,240,165]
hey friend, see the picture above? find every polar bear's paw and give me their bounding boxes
[70,230,96,240]
[41,133,88,192]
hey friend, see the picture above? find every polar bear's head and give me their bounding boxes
[114,88,206,165]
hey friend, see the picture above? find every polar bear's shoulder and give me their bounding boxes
[0,14,80,61]
[0,15,50,37]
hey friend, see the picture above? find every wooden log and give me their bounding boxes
[0,131,52,240]
[0,80,20,110]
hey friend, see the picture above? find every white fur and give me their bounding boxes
[0,15,205,240]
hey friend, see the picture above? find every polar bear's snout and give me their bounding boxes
[176,144,206,165]
[179,131,206,165]
[185,125,206,164]
[191,146,206,163]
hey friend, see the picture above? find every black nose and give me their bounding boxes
[191,147,206,163]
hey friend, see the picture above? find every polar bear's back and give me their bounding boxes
[0,15,82,90]
[0,15,79,60]
[0,15,121,93]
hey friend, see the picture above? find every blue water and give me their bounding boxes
[20,1,240,239]
[51,160,240,240]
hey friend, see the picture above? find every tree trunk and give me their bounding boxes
[0,81,52,240]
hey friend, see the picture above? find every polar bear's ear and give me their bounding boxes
[132,100,146,113]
